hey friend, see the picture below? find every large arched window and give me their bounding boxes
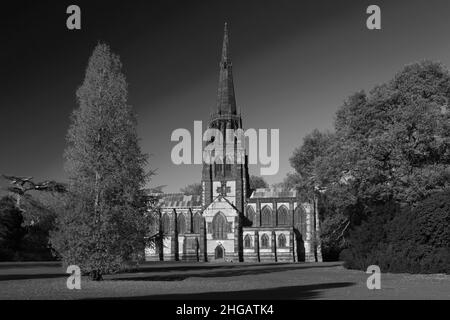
[212,212,227,240]
[193,213,202,234]
[278,234,287,248]
[161,213,171,234]
[294,205,303,226]
[177,214,186,234]
[261,206,272,226]
[261,234,270,248]
[224,156,233,176]
[244,234,252,248]
[277,205,288,226]
[246,206,255,224]
[214,157,223,176]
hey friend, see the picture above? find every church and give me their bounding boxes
[146,24,317,263]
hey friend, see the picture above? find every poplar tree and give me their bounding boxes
[51,43,149,280]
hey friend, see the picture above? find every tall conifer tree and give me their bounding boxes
[51,43,149,280]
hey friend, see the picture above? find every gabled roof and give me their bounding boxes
[153,193,202,208]
[250,188,298,199]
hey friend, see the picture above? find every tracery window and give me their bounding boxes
[212,212,227,239]
[261,234,270,248]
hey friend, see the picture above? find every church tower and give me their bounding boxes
[200,24,250,261]
[201,23,249,214]
[145,23,311,264]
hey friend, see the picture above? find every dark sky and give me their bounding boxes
[2,0,450,192]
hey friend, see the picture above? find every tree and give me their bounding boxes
[1,175,66,225]
[294,61,450,266]
[50,43,149,280]
[341,190,450,274]
[249,175,268,191]
[282,172,303,190]
[180,183,202,195]
[333,61,450,205]
[0,196,25,260]
[290,130,334,262]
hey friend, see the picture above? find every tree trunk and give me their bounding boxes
[90,270,103,281]
[314,193,323,262]
[16,194,21,208]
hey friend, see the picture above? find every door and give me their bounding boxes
[215,245,224,260]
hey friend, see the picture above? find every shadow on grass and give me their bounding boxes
[89,282,355,300]
[0,262,62,270]
[0,273,65,281]
[123,262,290,274]
[112,263,343,282]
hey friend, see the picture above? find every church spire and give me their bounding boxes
[216,22,237,115]
[221,22,230,63]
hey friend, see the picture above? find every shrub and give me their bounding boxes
[341,191,450,274]
[0,196,25,261]
[340,201,397,270]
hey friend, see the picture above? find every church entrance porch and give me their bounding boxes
[214,245,225,260]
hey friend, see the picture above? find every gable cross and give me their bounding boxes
[216,181,231,197]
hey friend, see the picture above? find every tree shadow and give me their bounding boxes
[89,282,355,300]
[0,262,62,270]
[0,273,65,281]
[112,263,343,282]
[124,262,292,274]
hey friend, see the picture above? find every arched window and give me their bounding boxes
[214,157,223,176]
[212,212,227,240]
[261,206,272,226]
[278,206,288,226]
[261,234,270,248]
[244,234,252,248]
[224,156,233,176]
[193,213,202,234]
[246,206,255,224]
[177,214,186,234]
[294,205,303,226]
[161,213,171,234]
[278,234,287,248]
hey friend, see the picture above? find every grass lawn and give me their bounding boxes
[0,261,448,300]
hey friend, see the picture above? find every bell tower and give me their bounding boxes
[201,23,250,215]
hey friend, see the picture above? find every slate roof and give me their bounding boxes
[152,193,202,208]
[250,188,297,199]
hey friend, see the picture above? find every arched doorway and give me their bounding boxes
[215,245,225,260]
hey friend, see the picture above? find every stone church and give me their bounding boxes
[146,24,316,263]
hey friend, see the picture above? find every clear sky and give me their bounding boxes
[2,0,450,193]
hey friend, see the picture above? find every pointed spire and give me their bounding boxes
[216,22,237,115]
[221,23,229,63]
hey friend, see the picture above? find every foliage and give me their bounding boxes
[290,61,450,269]
[249,175,268,191]
[333,61,450,205]
[272,172,303,191]
[180,183,202,195]
[0,191,67,261]
[50,43,150,280]
[320,212,348,261]
[0,196,25,260]
[341,190,450,274]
